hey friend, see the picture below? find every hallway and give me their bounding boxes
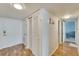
[0,3,79,56]
[52,43,78,56]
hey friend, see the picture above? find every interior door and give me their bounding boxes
[4,19,23,46]
[32,14,40,56]
[28,17,32,49]
[0,19,5,46]
[0,18,23,48]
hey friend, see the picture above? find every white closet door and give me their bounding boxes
[0,18,23,49]
[0,19,5,45]
[32,14,40,56]
[4,19,23,46]
[26,17,32,49]
[23,20,27,48]
[26,19,30,48]
[29,18,32,49]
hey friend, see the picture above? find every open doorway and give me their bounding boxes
[58,17,78,56]
[59,17,78,47]
[63,18,76,46]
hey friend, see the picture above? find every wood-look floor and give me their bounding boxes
[52,43,78,56]
[0,44,33,56]
[0,43,78,56]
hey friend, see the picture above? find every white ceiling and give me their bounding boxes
[0,3,79,20]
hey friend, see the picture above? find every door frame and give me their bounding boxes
[58,16,78,45]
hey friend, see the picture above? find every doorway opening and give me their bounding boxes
[59,17,78,47]
[63,18,76,47]
[57,17,78,56]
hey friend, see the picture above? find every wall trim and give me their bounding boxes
[0,43,23,50]
[25,47,36,56]
[49,45,59,56]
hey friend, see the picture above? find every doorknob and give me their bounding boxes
[3,30,6,36]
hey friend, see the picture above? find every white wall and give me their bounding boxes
[39,9,49,56]
[0,17,23,49]
[76,16,79,54]
[48,15,59,55]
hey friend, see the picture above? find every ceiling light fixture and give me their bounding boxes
[63,15,71,19]
[13,4,23,10]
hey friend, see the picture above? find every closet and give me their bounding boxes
[24,9,49,56]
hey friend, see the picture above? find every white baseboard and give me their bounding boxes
[49,46,59,56]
